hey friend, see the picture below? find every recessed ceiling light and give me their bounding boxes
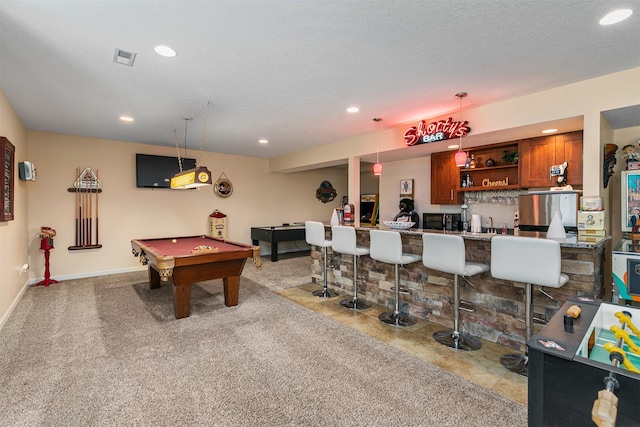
[541,128,558,134]
[599,9,633,25]
[448,144,459,149]
[347,107,359,113]
[259,139,268,144]
[154,45,177,57]
[119,116,134,122]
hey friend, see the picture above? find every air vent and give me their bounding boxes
[113,48,136,66]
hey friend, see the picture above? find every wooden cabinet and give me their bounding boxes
[519,131,583,188]
[431,150,461,204]
[457,142,520,191]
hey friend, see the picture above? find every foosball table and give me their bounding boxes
[528,299,640,426]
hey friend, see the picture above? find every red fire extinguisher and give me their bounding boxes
[343,203,355,223]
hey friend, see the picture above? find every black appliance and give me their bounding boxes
[422,213,462,231]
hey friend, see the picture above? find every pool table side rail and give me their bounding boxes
[131,236,256,270]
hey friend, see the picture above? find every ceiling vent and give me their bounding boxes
[113,48,136,66]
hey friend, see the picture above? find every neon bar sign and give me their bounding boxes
[403,117,470,146]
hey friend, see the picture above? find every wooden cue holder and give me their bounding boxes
[67,167,103,250]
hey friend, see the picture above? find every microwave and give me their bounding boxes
[422,213,462,231]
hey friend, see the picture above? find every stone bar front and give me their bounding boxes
[310,226,609,351]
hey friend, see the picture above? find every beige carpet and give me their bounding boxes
[242,252,313,291]
[0,263,527,426]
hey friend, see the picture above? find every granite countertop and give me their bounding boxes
[341,223,611,249]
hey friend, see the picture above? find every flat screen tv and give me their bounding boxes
[135,154,197,188]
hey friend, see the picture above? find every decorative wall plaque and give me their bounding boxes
[1,137,15,222]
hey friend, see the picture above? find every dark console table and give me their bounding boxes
[251,225,306,262]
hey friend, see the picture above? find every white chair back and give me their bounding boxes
[491,236,568,288]
[370,230,405,264]
[422,233,467,275]
[331,226,358,255]
[305,221,330,248]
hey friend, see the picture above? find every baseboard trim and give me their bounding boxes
[0,279,31,333]
[27,266,146,286]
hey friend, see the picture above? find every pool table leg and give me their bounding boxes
[148,266,161,289]
[172,283,192,319]
[223,276,240,306]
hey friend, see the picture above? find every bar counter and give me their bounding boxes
[310,224,610,351]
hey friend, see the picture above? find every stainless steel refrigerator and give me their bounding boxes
[518,191,580,233]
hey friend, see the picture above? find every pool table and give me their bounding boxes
[131,235,260,319]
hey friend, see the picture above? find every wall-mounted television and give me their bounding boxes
[135,154,197,188]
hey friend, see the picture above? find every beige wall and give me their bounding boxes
[0,91,29,327]
[24,131,346,281]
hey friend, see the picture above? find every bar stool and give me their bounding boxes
[491,235,569,376]
[422,233,489,351]
[331,225,371,310]
[305,221,339,298]
[370,230,421,326]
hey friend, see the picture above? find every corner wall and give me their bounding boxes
[0,91,29,329]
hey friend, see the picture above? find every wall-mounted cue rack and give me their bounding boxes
[67,167,102,250]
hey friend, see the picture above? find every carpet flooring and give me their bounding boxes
[0,258,527,426]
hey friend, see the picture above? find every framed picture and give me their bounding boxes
[400,179,413,196]
[1,137,15,221]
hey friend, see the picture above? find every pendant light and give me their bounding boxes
[170,102,213,190]
[454,92,468,167]
[372,117,383,175]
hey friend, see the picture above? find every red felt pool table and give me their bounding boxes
[131,235,261,319]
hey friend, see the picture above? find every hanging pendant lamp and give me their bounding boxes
[454,92,468,167]
[170,103,213,189]
[372,117,383,175]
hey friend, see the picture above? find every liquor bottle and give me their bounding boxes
[469,154,476,168]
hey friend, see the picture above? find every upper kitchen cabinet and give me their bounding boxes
[457,142,520,191]
[431,150,462,205]
[519,131,583,188]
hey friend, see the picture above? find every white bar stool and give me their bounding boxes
[370,230,421,326]
[422,233,489,351]
[305,221,339,298]
[331,225,372,310]
[491,235,569,376]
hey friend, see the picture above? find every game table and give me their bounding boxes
[528,298,640,426]
[131,235,260,319]
[250,224,306,262]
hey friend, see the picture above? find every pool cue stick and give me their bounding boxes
[74,169,79,246]
[95,170,99,245]
[88,183,92,245]
[76,168,81,247]
[85,187,89,246]
[82,187,87,246]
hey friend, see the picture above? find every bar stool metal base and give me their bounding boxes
[313,288,339,298]
[500,353,528,377]
[433,330,482,351]
[340,297,371,310]
[378,311,416,327]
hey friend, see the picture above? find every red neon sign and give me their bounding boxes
[403,117,470,146]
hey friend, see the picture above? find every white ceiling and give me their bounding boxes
[1,0,639,160]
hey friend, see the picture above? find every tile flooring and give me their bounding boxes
[277,283,528,406]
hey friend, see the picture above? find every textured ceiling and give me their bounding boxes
[1,0,639,159]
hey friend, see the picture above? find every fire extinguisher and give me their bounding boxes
[343,203,355,223]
